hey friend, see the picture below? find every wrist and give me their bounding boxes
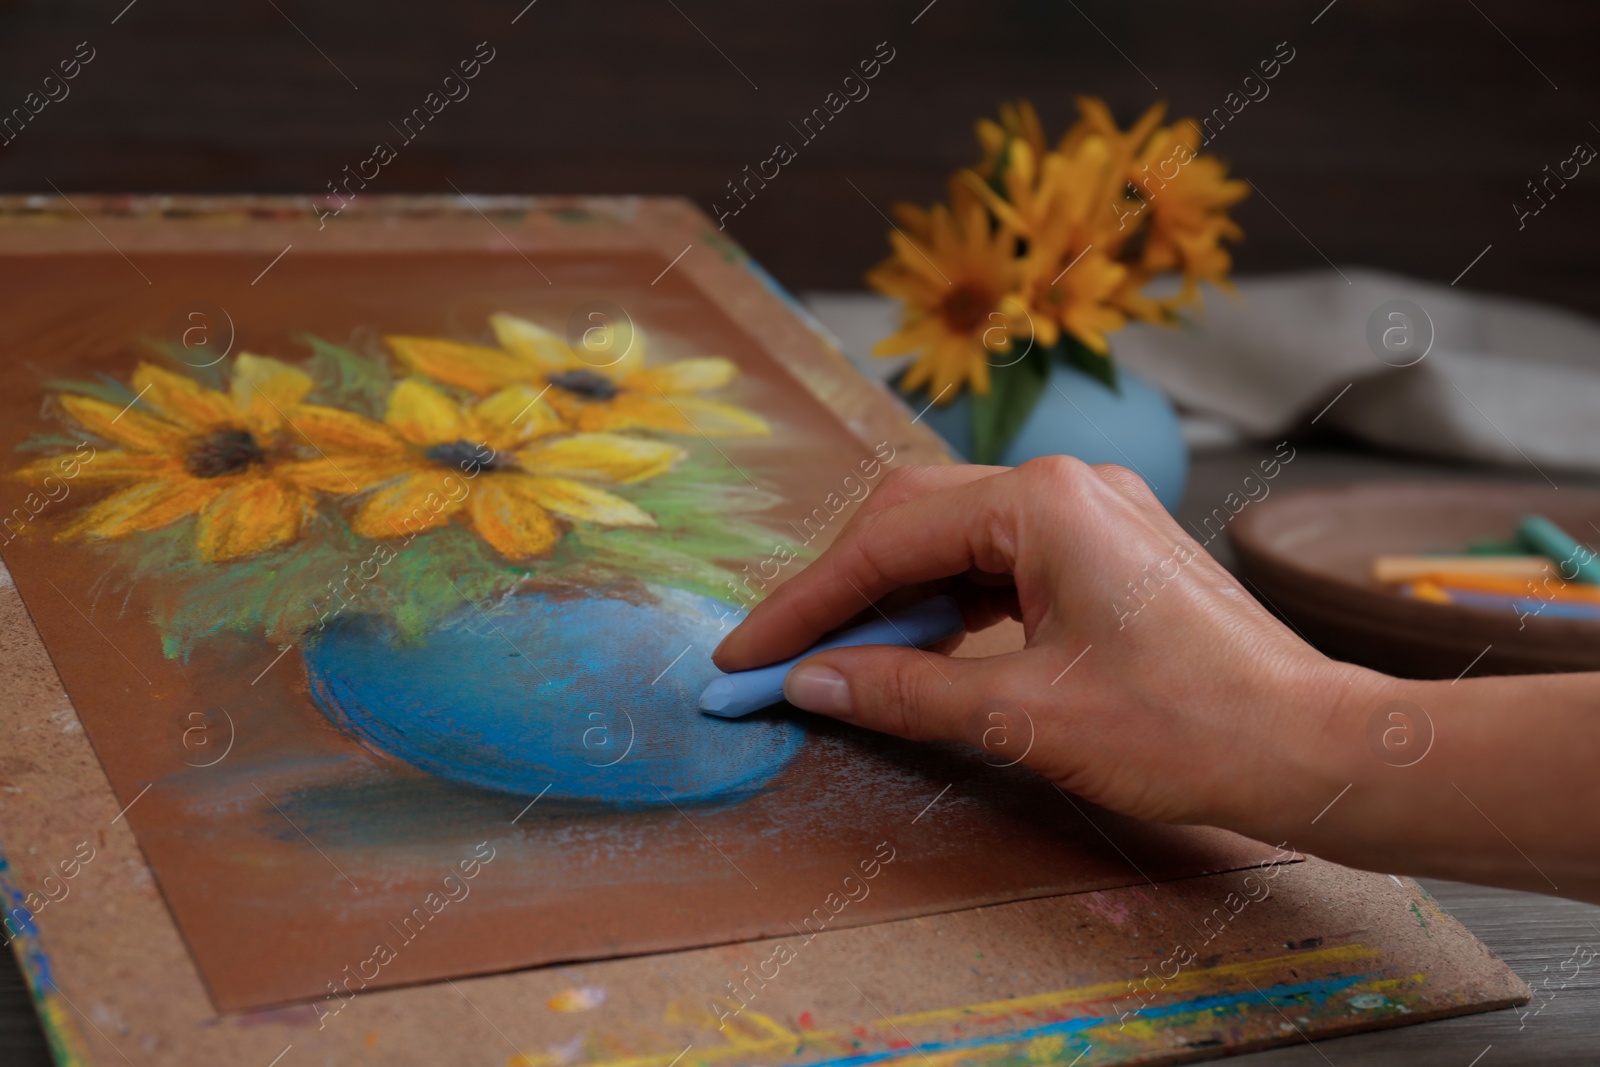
[1221,657,1418,851]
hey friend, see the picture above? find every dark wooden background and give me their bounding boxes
[0,0,1596,312]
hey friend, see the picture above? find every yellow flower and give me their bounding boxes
[975,99,1047,183]
[958,136,1132,355]
[1063,97,1248,304]
[17,356,334,562]
[867,202,1023,400]
[1060,96,1167,183]
[386,314,767,437]
[1130,120,1248,297]
[298,378,684,560]
[1016,241,1130,355]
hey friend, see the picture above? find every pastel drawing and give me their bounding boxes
[12,311,801,805]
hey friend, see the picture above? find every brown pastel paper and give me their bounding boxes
[0,196,1282,1014]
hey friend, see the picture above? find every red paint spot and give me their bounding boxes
[799,1012,816,1029]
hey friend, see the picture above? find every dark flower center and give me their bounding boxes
[939,284,993,334]
[548,369,621,400]
[186,428,265,478]
[425,439,500,471]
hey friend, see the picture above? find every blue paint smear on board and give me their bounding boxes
[785,972,1378,1067]
[0,849,51,988]
[304,586,806,805]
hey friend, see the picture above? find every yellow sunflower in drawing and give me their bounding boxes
[15,356,336,562]
[385,313,768,438]
[296,378,685,560]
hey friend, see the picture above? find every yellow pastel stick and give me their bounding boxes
[1409,580,1454,604]
[1373,555,1553,583]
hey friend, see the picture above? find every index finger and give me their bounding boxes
[712,464,1034,671]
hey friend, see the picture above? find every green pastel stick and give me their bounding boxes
[1465,538,1525,556]
[1516,515,1600,586]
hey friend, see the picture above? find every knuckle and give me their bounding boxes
[877,464,922,494]
[1018,453,1092,492]
[879,660,945,740]
[1009,455,1095,533]
[872,464,936,507]
[1094,460,1145,489]
[842,519,896,588]
[1017,454,1081,483]
[1093,464,1167,518]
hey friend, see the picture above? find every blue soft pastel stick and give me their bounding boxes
[699,595,966,718]
[1443,588,1600,621]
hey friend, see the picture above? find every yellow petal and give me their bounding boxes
[872,319,941,357]
[518,434,684,484]
[132,364,235,430]
[597,395,770,437]
[14,450,181,487]
[957,169,1028,233]
[387,335,530,395]
[289,405,406,457]
[58,394,188,454]
[63,478,218,540]
[628,357,737,395]
[351,471,464,540]
[493,311,645,381]
[386,379,466,446]
[487,313,580,372]
[231,354,314,438]
[195,477,309,562]
[277,456,412,495]
[465,478,561,559]
[520,477,655,528]
[469,383,565,448]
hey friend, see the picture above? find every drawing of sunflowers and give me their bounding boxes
[11,313,781,657]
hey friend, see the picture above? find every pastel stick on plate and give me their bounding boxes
[699,595,965,719]
[1517,515,1600,586]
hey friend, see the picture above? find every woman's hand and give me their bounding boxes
[714,458,1372,836]
[714,459,1600,900]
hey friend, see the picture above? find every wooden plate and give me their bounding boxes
[1228,482,1600,678]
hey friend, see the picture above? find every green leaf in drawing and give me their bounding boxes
[301,335,393,419]
[969,352,1049,465]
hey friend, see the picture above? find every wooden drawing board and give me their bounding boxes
[0,196,1527,1065]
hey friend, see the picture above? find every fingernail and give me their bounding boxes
[784,664,851,715]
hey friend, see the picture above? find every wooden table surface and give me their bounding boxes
[3,443,1598,1065]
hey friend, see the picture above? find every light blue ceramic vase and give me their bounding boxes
[909,362,1188,511]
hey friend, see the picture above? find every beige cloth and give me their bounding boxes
[806,271,1600,473]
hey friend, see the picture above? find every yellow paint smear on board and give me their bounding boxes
[512,943,1386,1067]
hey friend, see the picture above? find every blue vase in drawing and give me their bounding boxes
[906,362,1188,511]
[302,586,804,806]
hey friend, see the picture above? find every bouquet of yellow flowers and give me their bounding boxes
[868,98,1248,464]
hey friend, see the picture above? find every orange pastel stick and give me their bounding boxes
[1420,572,1600,604]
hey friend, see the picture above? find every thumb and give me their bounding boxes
[782,645,1011,744]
